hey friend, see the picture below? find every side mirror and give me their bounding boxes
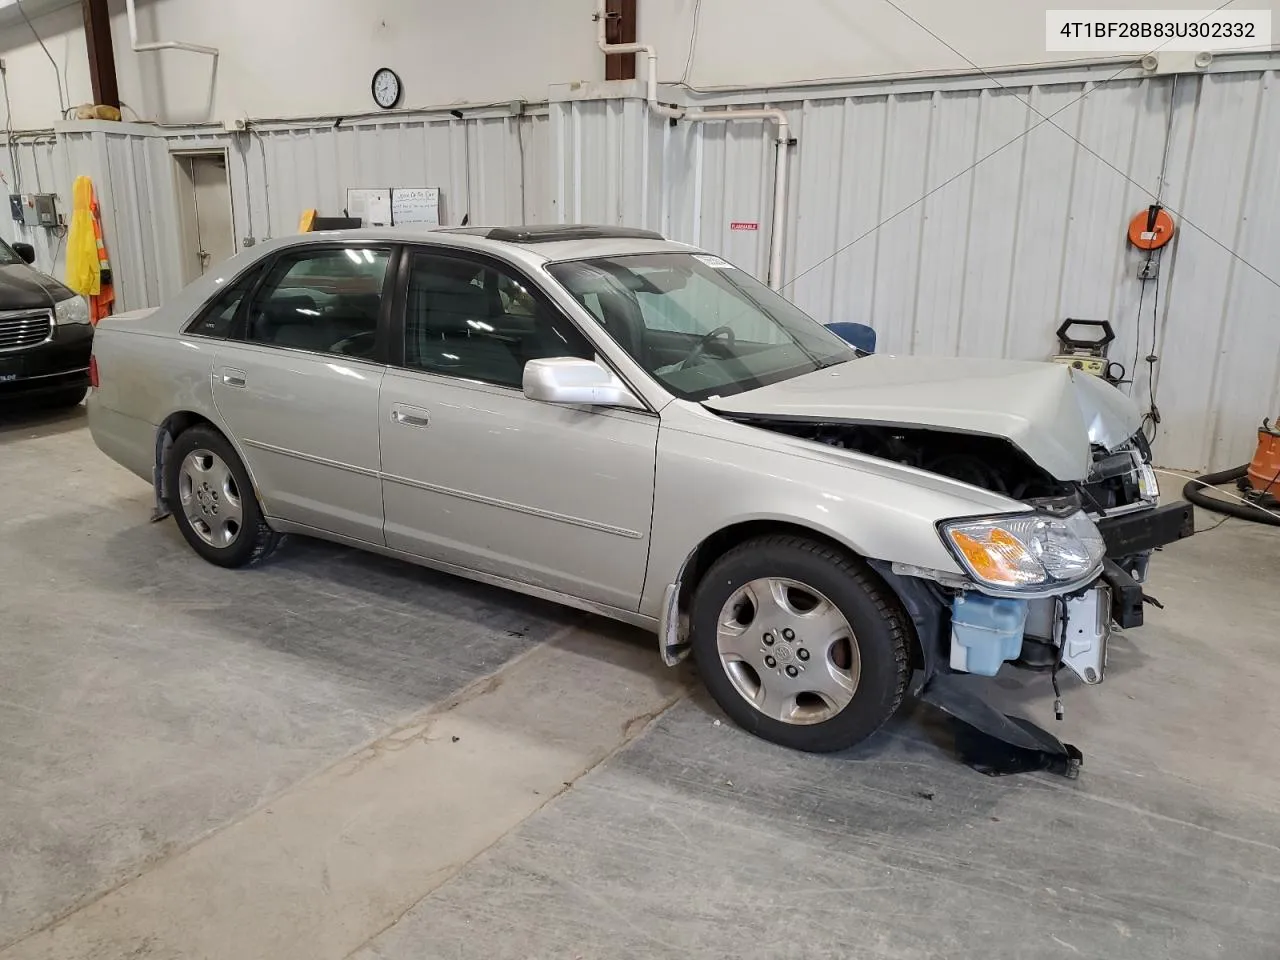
[826,321,876,354]
[12,242,36,265]
[523,358,643,409]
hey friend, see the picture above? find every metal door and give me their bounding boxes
[176,152,236,284]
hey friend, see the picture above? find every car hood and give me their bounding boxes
[704,355,1141,481]
[0,262,74,309]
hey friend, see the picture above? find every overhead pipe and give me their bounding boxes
[125,0,218,59]
[124,0,218,120]
[595,2,793,290]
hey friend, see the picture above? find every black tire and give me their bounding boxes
[690,535,911,753]
[41,386,87,409]
[166,424,282,568]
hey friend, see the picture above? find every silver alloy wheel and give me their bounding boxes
[716,577,861,725]
[177,448,244,548]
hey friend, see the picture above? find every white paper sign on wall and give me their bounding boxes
[392,188,441,227]
[345,187,392,226]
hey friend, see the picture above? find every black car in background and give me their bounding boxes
[0,236,93,409]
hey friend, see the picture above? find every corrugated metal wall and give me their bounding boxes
[76,128,186,312]
[778,70,1280,473]
[0,126,182,312]
[164,110,550,245]
[0,134,69,281]
[4,61,1278,471]
[1,109,549,311]
[553,64,1280,471]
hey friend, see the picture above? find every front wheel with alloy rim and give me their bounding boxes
[690,535,911,753]
[166,425,281,568]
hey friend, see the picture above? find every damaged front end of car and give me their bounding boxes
[726,413,1194,778]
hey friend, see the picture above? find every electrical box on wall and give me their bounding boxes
[14,193,59,228]
[32,194,58,227]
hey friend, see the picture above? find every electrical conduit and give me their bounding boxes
[595,2,792,290]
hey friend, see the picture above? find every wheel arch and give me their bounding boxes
[152,410,262,520]
[677,519,856,612]
[661,518,927,673]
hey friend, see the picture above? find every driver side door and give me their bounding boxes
[378,247,659,611]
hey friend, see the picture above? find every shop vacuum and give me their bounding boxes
[1184,419,1280,526]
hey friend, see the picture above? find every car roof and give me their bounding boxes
[267,224,699,266]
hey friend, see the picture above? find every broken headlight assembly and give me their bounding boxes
[939,510,1106,594]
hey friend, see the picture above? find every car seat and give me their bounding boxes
[249,294,328,351]
[408,265,522,383]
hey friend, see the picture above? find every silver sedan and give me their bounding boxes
[88,225,1190,758]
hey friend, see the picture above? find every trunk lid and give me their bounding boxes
[97,306,160,328]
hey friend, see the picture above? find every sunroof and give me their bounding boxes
[484,225,665,243]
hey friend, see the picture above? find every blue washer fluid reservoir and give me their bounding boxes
[949,593,1029,676]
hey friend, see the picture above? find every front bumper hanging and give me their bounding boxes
[882,500,1195,779]
[1096,500,1195,556]
[1096,501,1194,628]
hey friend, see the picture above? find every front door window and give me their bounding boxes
[403,253,595,387]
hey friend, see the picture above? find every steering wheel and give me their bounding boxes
[331,329,377,358]
[680,325,736,370]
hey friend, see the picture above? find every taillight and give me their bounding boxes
[89,355,99,389]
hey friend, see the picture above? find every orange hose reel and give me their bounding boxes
[1128,205,1175,250]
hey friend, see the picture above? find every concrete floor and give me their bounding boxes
[2,406,1279,959]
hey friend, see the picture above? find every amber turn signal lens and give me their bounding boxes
[949,529,1033,584]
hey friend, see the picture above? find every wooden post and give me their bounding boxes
[82,0,119,109]
[604,0,637,81]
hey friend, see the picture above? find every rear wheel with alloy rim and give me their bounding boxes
[690,535,911,752]
[166,425,281,568]
[179,448,243,548]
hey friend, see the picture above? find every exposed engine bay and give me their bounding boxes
[724,414,1153,513]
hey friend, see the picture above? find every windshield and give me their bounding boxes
[0,237,22,267]
[546,252,856,401]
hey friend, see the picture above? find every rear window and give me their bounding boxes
[186,267,263,338]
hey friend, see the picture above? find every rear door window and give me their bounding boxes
[242,247,391,359]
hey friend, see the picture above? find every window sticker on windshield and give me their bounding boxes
[693,254,734,269]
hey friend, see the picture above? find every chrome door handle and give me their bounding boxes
[390,405,430,427]
[220,367,247,388]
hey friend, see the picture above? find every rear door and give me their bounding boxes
[211,241,395,544]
